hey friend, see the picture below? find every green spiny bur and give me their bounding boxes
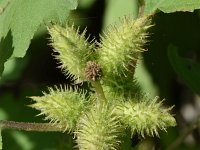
[30,86,88,132]
[98,16,151,99]
[76,104,122,150]
[98,16,152,78]
[116,96,176,137]
[48,25,95,81]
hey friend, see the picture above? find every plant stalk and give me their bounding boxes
[0,120,64,132]
[91,80,107,106]
[138,0,145,17]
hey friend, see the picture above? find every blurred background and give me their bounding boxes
[0,0,200,149]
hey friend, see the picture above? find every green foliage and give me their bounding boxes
[103,0,138,26]
[0,0,78,76]
[168,44,200,95]
[4,0,200,149]
[0,31,13,76]
[145,0,200,14]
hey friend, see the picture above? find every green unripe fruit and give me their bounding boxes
[98,16,152,78]
[48,25,95,81]
[30,86,87,132]
[76,105,122,150]
[116,96,176,137]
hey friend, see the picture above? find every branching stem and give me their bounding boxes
[91,80,107,106]
[0,120,64,132]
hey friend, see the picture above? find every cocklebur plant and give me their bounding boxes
[29,15,176,149]
[27,15,177,149]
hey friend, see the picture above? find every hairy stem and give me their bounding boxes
[138,0,145,17]
[0,120,64,132]
[91,81,107,105]
[167,117,200,150]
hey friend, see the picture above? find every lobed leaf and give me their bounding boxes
[0,31,13,77]
[0,0,78,76]
[145,0,200,15]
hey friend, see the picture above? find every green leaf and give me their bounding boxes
[103,0,138,27]
[145,0,200,14]
[0,31,14,76]
[0,0,78,75]
[168,44,200,95]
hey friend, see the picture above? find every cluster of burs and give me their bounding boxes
[31,16,176,150]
